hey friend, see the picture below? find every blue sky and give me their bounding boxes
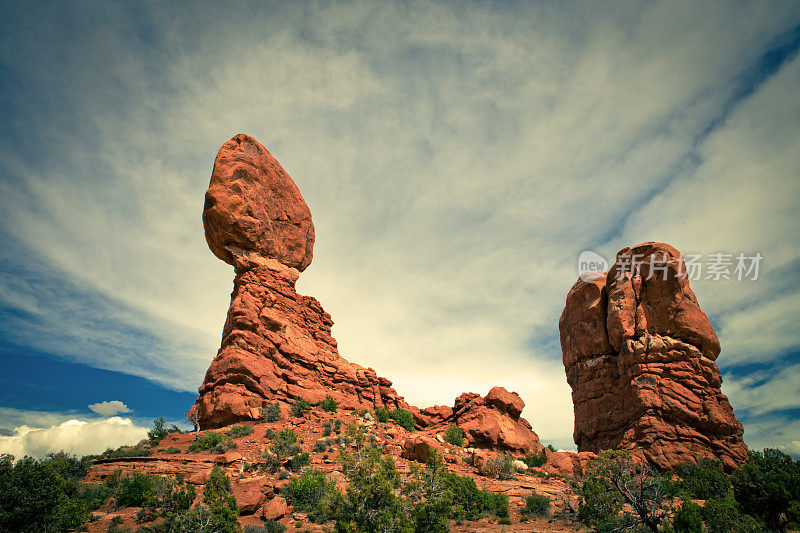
[0,0,799,457]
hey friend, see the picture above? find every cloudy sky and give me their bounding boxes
[0,0,798,458]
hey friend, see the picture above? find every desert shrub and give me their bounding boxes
[187,431,232,453]
[444,424,464,446]
[313,439,330,453]
[673,499,703,533]
[291,452,311,470]
[321,395,339,413]
[116,471,160,507]
[492,453,516,480]
[389,408,415,431]
[522,492,550,516]
[334,445,413,532]
[578,450,670,533]
[547,444,557,452]
[290,398,312,418]
[263,429,303,472]
[245,522,287,533]
[261,402,282,422]
[0,453,97,532]
[701,496,762,533]
[521,450,547,468]
[162,446,181,454]
[201,466,239,532]
[285,468,339,522]
[100,443,152,459]
[334,419,342,433]
[264,428,275,440]
[676,458,731,500]
[374,407,390,423]
[731,448,800,531]
[322,420,333,437]
[148,417,179,445]
[225,424,254,438]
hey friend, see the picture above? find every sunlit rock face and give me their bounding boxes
[560,242,748,471]
[194,134,407,429]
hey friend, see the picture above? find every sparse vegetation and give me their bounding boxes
[245,522,287,533]
[444,424,464,446]
[99,442,153,459]
[187,430,236,453]
[262,428,303,472]
[261,401,282,422]
[389,408,415,431]
[578,449,670,533]
[162,446,181,454]
[492,453,517,480]
[225,424,254,438]
[522,492,550,517]
[521,449,547,468]
[148,417,179,445]
[290,398,312,418]
[321,395,339,413]
[374,407,390,423]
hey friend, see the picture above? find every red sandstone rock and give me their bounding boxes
[401,435,438,463]
[560,242,747,471]
[448,388,543,454]
[262,496,288,521]
[194,136,410,429]
[203,134,314,270]
[233,477,268,515]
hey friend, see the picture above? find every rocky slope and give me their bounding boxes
[559,242,748,471]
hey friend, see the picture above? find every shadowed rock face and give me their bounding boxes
[560,242,748,471]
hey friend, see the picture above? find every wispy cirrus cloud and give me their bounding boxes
[0,1,798,451]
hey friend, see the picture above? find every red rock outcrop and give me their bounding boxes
[203,134,314,270]
[193,134,409,429]
[413,387,544,454]
[560,242,748,471]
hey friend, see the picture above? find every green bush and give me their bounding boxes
[0,454,95,532]
[261,402,282,422]
[492,453,516,480]
[547,444,557,452]
[673,499,703,533]
[187,431,233,453]
[702,496,762,533]
[245,522,287,533]
[522,492,550,516]
[148,417,179,444]
[375,407,390,423]
[321,395,339,413]
[162,446,181,454]
[444,424,464,446]
[731,448,800,531]
[203,466,239,532]
[117,471,159,507]
[334,418,342,434]
[100,443,152,459]
[322,420,334,437]
[676,458,731,500]
[290,398,312,418]
[263,429,303,472]
[285,468,339,522]
[313,439,330,453]
[578,450,670,533]
[291,452,311,470]
[225,424,254,438]
[389,408,415,431]
[521,450,547,468]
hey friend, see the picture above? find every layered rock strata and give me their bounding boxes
[559,242,747,471]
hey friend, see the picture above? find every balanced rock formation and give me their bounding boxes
[193,134,409,428]
[560,242,747,471]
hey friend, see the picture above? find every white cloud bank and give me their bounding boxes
[88,400,132,417]
[0,417,148,459]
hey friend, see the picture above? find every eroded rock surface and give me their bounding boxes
[194,134,408,429]
[560,242,747,471]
